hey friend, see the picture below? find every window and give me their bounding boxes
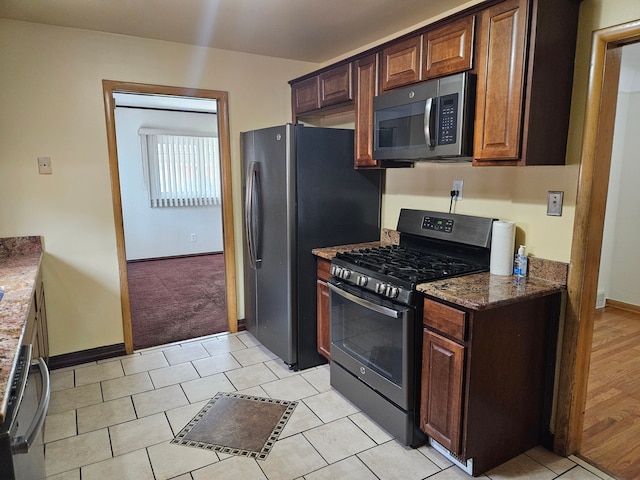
[140,129,221,207]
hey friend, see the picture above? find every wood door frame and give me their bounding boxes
[554,20,640,455]
[102,80,238,354]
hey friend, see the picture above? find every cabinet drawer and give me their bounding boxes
[423,298,467,341]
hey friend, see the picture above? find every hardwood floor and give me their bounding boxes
[581,305,640,480]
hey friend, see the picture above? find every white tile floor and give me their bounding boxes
[44,331,614,480]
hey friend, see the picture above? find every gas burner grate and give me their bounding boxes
[335,245,485,284]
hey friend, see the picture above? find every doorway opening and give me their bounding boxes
[102,81,237,354]
[579,42,640,479]
[554,19,640,479]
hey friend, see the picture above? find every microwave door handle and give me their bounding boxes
[424,97,436,147]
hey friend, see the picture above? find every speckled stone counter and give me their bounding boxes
[417,272,565,310]
[311,228,399,260]
[0,236,43,422]
[312,229,567,311]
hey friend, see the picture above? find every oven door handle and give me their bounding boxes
[12,357,50,455]
[328,282,401,319]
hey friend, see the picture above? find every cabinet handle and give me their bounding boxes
[244,161,261,269]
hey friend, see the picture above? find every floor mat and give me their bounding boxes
[171,392,297,460]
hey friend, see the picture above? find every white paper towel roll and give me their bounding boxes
[490,221,516,275]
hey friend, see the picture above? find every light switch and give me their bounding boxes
[38,157,52,175]
[547,191,563,216]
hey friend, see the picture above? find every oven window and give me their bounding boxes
[330,291,406,387]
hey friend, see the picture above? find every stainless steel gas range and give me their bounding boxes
[328,209,495,447]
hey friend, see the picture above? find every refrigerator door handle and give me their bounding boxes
[244,161,261,268]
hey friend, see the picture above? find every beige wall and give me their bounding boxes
[0,19,317,356]
[2,0,639,357]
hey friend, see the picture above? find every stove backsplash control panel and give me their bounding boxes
[422,216,454,233]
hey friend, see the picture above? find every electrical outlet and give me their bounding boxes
[452,180,463,200]
[190,233,197,242]
[547,191,563,216]
[38,156,52,175]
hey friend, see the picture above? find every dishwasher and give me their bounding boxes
[0,344,50,480]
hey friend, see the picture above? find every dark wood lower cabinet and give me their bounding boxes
[421,330,464,455]
[316,258,331,360]
[420,293,561,475]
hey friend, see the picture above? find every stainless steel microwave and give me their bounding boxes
[373,72,475,161]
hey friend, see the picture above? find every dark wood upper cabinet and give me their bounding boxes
[473,0,526,162]
[319,63,352,107]
[354,54,380,168]
[291,63,352,116]
[380,35,423,91]
[423,15,475,79]
[292,76,320,115]
[289,0,579,167]
[473,0,580,165]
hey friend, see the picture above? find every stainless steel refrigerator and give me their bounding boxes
[241,124,382,370]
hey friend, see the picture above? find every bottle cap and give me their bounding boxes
[518,245,526,255]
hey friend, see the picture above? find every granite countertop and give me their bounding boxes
[313,230,568,311]
[312,241,382,260]
[417,272,565,310]
[0,236,43,423]
[312,229,399,260]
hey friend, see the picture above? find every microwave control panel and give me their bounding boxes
[438,93,458,145]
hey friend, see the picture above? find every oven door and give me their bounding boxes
[328,278,415,410]
[0,346,50,480]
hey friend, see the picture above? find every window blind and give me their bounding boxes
[140,130,221,208]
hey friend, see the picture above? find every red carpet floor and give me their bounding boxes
[127,253,228,350]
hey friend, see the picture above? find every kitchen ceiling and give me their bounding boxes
[3,1,639,90]
[0,0,475,63]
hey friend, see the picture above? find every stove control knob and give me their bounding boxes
[330,265,339,276]
[375,283,388,294]
[356,275,368,287]
[386,286,399,298]
[340,269,351,280]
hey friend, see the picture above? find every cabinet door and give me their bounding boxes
[319,64,352,108]
[354,53,379,168]
[420,329,465,455]
[380,36,422,91]
[316,258,332,360]
[317,279,331,360]
[292,76,320,114]
[473,0,527,162]
[423,15,475,79]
